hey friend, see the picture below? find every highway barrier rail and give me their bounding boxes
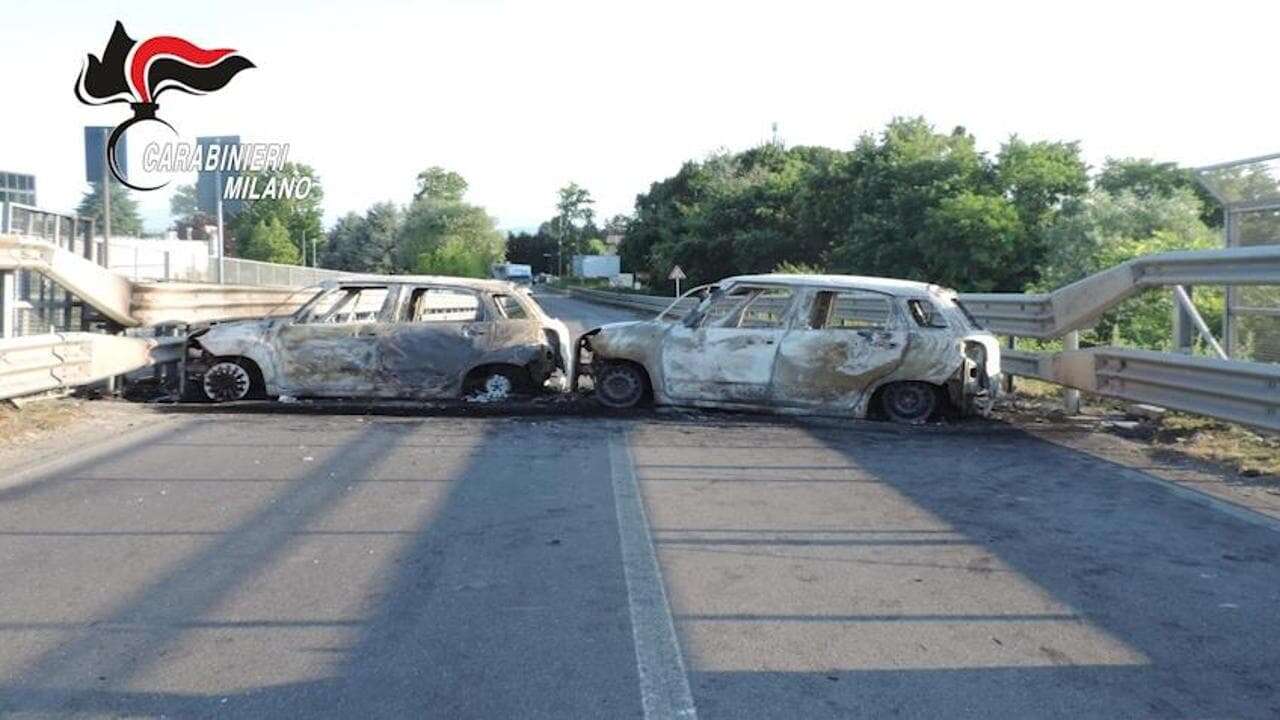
[0,234,323,328]
[0,332,182,401]
[959,245,1280,338]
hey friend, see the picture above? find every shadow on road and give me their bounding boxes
[673,421,1280,719]
[0,417,642,718]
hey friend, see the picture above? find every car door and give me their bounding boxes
[378,284,492,398]
[771,288,909,410]
[273,285,392,397]
[660,284,794,404]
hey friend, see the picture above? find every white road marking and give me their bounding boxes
[608,432,698,720]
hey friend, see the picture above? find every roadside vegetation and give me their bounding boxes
[1009,379,1279,482]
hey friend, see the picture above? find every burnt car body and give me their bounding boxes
[185,276,573,402]
[575,274,1001,423]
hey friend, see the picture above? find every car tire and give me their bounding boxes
[880,381,938,425]
[200,359,259,403]
[594,362,648,409]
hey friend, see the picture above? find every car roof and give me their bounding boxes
[721,273,951,296]
[321,275,518,292]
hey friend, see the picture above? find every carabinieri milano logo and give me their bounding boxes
[76,21,313,201]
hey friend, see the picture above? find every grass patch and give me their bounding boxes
[1152,413,1280,478]
[0,398,86,447]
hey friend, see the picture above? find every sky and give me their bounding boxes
[6,0,1279,235]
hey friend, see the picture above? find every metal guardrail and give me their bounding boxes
[958,245,1280,338]
[0,332,182,401]
[565,286,688,315]
[1005,348,1280,432]
[0,235,322,328]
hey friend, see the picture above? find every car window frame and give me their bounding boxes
[804,287,900,332]
[906,297,949,329]
[491,292,532,321]
[294,284,394,325]
[700,283,798,330]
[397,284,488,324]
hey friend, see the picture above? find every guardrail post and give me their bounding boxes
[1003,336,1016,394]
[0,271,15,339]
[1063,331,1081,415]
[1172,286,1194,354]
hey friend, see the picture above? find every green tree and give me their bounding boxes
[77,181,144,236]
[240,216,301,264]
[322,202,403,273]
[415,167,469,203]
[1097,157,1221,226]
[230,163,325,264]
[554,182,595,273]
[399,172,504,278]
[815,118,997,287]
[1037,189,1222,350]
[920,192,1024,292]
[506,230,559,273]
[169,183,198,218]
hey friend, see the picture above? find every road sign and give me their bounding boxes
[85,126,125,183]
[669,265,686,297]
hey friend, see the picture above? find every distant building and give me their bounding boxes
[195,136,246,218]
[572,254,621,278]
[0,171,36,206]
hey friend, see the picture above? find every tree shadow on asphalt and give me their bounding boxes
[0,418,643,718]
[676,420,1280,719]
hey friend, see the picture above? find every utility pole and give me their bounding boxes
[100,131,115,394]
[214,169,225,283]
[100,132,112,268]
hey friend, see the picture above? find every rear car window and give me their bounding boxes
[811,290,892,330]
[406,288,481,322]
[907,299,948,328]
[493,294,528,320]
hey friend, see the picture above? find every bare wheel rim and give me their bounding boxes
[203,361,252,402]
[597,365,644,408]
[483,372,514,398]
[883,382,935,423]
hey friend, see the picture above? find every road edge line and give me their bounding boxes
[608,430,698,720]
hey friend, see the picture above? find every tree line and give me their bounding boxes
[618,116,1220,294]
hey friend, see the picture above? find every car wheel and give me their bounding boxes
[201,360,254,403]
[466,366,528,402]
[880,382,938,424]
[594,362,647,409]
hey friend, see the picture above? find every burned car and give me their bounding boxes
[185,277,573,402]
[575,274,1001,423]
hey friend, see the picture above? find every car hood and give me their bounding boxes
[190,317,277,354]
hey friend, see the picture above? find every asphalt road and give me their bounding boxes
[0,292,1277,719]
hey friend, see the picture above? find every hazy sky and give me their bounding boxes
[7,0,1279,234]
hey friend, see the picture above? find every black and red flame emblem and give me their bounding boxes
[75,21,254,190]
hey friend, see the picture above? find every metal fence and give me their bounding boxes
[0,203,99,337]
[1196,154,1280,363]
[218,256,348,288]
[1,201,350,340]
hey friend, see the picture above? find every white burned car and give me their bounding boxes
[185,277,573,402]
[575,274,1001,423]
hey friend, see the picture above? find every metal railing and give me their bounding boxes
[218,257,348,288]
[957,245,1280,339]
[0,332,181,401]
